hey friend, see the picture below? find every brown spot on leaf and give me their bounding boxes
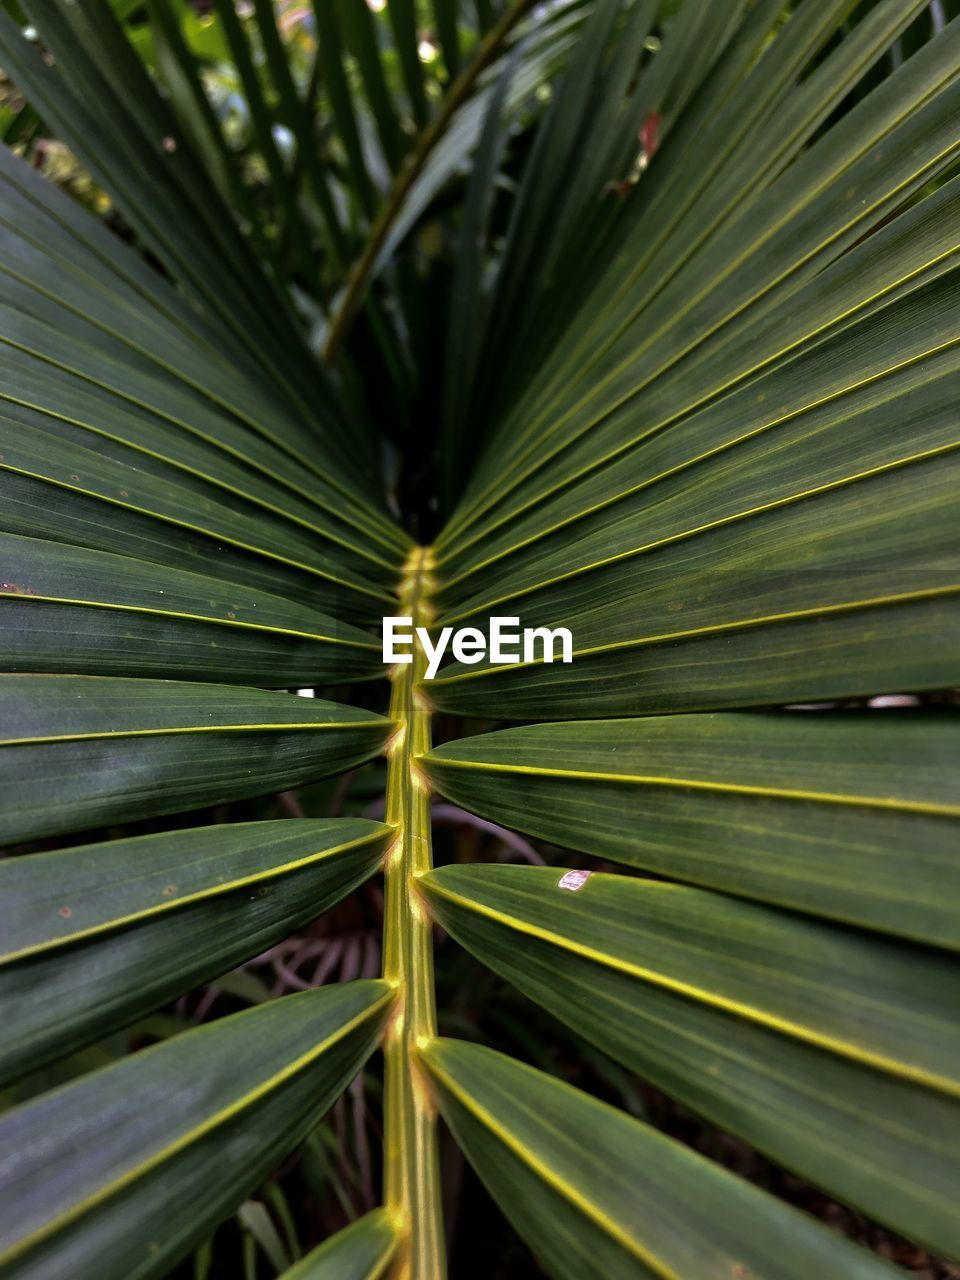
[162,885,177,897]
[58,905,72,919]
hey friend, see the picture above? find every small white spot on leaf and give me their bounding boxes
[558,869,592,892]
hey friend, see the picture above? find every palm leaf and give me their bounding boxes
[420,863,960,1257]
[278,1209,397,1280]
[0,2,957,1276]
[0,532,386,683]
[0,982,393,1278]
[421,1038,903,1279]
[421,712,960,943]
[0,818,390,1082]
[0,676,391,842]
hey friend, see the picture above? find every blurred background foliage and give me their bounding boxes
[6,0,953,538]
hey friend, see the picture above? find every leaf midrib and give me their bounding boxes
[0,592,381,649]
[421,754,960,817]
[0,721,388,747]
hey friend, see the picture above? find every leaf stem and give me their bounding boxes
[382,546,445,1279]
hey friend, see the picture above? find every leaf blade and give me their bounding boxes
[278,1209,397,1280]
[0,675,392,843]
[421,1038,902,1280]
[0,818,391,1083]
[420,865,960,1257]
[421,712,960,945]
[0,532,385,684]
[0,981,393,1279]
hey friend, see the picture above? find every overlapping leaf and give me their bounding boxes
[448,0,951,519]
[423,4,960,720]
[421,712,960,944]
[279,1209,397,1280]
[0,818,391,1083]
[420,865,960,1256]
[0,675,391,842]
[0,0,366,475]
[0,981,393,1279]
[371,3,585,284]
[421,1038,902,1279]
[0,141,407,578]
